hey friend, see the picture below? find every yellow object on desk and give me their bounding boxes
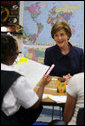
[57,77,66,93]
[34,76,67,104]
[36,76,66,93]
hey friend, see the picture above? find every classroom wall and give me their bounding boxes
[1,1,24,56]
[12,1,24,56]
[14,1,24,56]
[20,1,84,64]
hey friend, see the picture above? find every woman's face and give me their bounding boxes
[54,29,69,48]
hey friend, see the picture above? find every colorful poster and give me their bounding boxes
[24,46,46,64]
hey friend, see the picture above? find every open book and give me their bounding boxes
[13,57,49,89]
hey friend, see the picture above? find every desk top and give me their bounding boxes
[34,76,67,105]
[36,76,58,89]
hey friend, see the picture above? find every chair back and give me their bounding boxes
[77,108,84,125]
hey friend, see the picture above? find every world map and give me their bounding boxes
[23,1,84,63]
[24,46,46,63]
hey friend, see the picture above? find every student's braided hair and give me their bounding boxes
[1,34,17,63]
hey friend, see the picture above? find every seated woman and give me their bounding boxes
[44,21,84,83]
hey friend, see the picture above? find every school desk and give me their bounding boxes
[34,76,67,121]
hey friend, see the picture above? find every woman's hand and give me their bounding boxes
[63,73,72,84]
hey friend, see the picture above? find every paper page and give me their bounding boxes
[42,94,49,99]
[13,59,49,88]
[48,95,67,103]
[42,94,67,103]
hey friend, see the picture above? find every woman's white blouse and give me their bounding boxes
[1,63,39,116]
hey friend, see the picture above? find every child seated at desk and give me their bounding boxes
[1,34,51,125]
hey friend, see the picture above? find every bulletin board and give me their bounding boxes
[1,1,20,26]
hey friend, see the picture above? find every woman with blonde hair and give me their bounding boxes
[44,21,84,83]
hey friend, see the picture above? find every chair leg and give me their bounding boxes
[51,106,54,121]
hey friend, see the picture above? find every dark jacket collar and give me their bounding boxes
[54,42,74,60]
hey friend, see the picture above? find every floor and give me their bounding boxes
[36,106,63,123]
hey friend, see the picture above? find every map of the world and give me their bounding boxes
[23,1,84,63]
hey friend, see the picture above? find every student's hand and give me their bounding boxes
[40,75,51,86]
[63,73,72,85]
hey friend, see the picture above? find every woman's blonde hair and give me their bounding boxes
[51,21,72,40]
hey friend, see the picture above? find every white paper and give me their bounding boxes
[42,94,49,99]
[13,59,49,88]
[42,94,67,103]
[48,95,67,103]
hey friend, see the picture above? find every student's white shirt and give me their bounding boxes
[66,72,84,125]
[1,63,39,116]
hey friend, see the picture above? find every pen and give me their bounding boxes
[45,64,55,77]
